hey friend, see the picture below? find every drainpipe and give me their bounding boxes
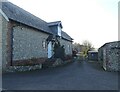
[9,25,14,66]
[10,27,13,66]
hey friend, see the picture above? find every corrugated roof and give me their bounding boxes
[2,2,52,34]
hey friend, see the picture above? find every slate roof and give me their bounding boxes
[99,41,120,49]
[2,2,52,34]
[61,31,73,42]
[1,2,73,42]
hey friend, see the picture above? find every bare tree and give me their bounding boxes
[82,40,95,57]
[72,42,80,52]
[72,40,95,57]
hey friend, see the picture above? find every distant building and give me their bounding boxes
[88,51,98,61]
[72,44,87,53]
[98,41,120,71]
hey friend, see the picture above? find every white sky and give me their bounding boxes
[8,0,119,48]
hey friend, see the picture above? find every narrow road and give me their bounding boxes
[2,60,118,90]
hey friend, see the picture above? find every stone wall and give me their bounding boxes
[1,15,9,70]
[98,47,103,62]
[98,41,120,71]
[6,58,74,73]
[0,14,2,70]
[12,25,49,61]
[12,58,47,66]
[2,19,73,71]
[6,64,42,72]
[60,39,72,55]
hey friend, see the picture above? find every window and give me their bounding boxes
[68,45,70,52]
[42,40,46,49]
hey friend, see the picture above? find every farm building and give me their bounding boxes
[88,51,98,61]
[98,41,120,71]
[0,2,73,71]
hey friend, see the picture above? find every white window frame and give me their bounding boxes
[42,40,46,49]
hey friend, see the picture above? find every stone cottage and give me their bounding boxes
[98,41,120,71]
[0,2,73,70]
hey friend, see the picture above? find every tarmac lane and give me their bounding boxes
[2,61,118,90]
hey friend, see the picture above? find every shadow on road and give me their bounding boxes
[76,59,104,72]
[86,61,104,71]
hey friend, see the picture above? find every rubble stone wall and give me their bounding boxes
[98,41,120,71]
[12,25,49,61]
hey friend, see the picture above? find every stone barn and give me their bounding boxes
[0,2,73,71]
[98,41,120,71]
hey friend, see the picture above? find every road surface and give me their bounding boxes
[2,60,118,90]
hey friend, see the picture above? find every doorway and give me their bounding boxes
[48,41,52,58]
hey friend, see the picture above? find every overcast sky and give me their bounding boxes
[8,0,119,48]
